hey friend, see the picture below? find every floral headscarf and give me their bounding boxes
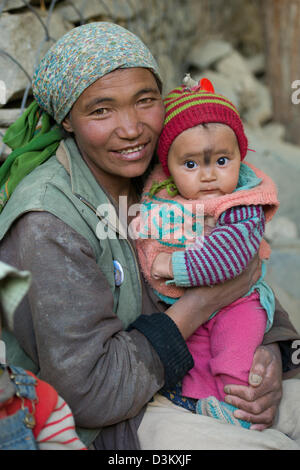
[32,21,162,124]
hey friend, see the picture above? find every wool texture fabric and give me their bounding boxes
[195,397,251,429]
[32,22,162,124]
[157,82,248,176]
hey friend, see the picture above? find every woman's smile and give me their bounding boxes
[111,141,149,161]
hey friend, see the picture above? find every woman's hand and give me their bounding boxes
[224,343,283,430]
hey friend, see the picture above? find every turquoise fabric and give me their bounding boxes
[247,261,275,332]
[234,162,262,192]
[196,396,251,429]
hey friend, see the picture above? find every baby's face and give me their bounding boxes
[167,123,241,200]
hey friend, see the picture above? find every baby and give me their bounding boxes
[133,77,279,428]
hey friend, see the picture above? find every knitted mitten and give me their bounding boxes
[196,396,251,429]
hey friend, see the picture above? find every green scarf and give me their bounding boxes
[0,101,63,213]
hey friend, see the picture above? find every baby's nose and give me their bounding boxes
[200,166,216,181]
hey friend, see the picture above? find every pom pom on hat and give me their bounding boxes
[157,75,248,176]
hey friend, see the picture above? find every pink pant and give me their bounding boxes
[182,292,267,401]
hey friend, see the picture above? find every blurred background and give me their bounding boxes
[0,0,299,335]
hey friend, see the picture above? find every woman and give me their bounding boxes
[0,22,299,450]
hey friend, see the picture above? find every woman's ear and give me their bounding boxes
[61,114,73,133]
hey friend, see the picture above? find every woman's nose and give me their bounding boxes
[116,109,143,140]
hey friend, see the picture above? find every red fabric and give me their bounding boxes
[5,370,58,438]
[200,78,215,93]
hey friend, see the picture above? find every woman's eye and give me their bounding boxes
[184,160,197,169]
[217,157,228,166]
[94,108,109,116]
[138,97,155,105]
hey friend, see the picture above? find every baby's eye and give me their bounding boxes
[217,157,229,166]
[184,160,198,169]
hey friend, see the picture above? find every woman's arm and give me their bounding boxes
[3,212,168,428]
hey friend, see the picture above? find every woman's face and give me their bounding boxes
[62,68,164,196]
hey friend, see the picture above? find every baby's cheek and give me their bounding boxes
[222,174,239,194]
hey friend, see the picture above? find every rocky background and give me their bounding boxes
[0,0,300,344]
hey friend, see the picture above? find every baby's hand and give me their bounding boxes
[204,215,216,236]
[151,253,173,280]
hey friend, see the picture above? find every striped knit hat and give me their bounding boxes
[157,77,248,176]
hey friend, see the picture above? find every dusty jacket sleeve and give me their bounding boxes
[2,212,192,428]
[172,205,265,287]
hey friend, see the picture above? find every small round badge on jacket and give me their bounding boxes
[113,260,124,287]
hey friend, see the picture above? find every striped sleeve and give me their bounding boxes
[172,205,265,287]
[36,396,87,450]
